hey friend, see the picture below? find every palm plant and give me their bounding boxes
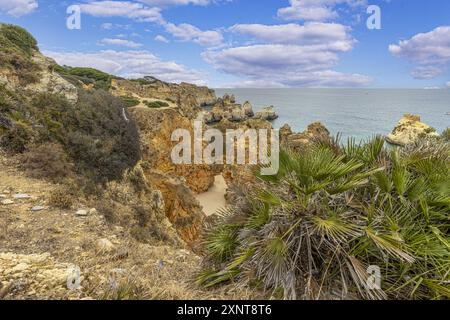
[199,136,450,300]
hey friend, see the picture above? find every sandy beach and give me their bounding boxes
[195,175,228,216]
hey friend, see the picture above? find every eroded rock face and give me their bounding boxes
[204,97,258,124]
[280,122,331,152]
[0,52,78,103]
[129,107,218,244]
[130,107,216,193]
[147,171,205,245]
[111,78,216,108]
[386,114,439,146]
[254,106,279,121]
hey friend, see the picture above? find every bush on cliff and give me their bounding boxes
[199,136,450,300]
[0,84,141,183]
[144,100,169,109]
[54,65,114,90]
[0,24,40,85]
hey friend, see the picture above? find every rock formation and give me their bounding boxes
[386,114,439,146]
[203,95,278,125]
[280,122,331,152]
[111,77,216,110]
[254,106,279,121]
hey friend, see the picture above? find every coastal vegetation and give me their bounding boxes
[199,136,450,300]
[144,100,170,108]
[0,24,40,85]
[54,65,114,90]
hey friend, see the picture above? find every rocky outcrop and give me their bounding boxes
[280,122,331,152]
[0,51,78,104]
[26,54,78,103]
[130,106,217,194]
[111,77,216,112]
[204,96,249,124]
[386,114,439,146]
[147,171,205,245]
[129,106,218,244]
[203,95,279,126]
[254,106,279,121]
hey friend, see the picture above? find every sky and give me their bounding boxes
[0,0,449,88]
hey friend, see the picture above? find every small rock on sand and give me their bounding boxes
[13,194,31,200]
[30,206,45,212]
[95,238,115,253]
[1,199,14,205]
[75,209,88,217]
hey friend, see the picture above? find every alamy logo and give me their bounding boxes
[367,5,382,30]
[66,5,81,30]
[171,117,280,176]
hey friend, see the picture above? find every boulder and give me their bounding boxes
[95,238,115,253]
[242,101,254,117]
[282,122,331,152]
[386,114,439,146]
[255,106,279,121]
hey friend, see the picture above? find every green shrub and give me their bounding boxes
[0,24,38,55]
[0,120,33,153]
[1,86,141,183]
[199,137,450,300]
[120,96,140,108]
[55,65,113,90]
[442,128,450,142]
[144,100,169,109]
[0,24,40,85]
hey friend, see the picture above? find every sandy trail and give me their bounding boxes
[195,175,228,216]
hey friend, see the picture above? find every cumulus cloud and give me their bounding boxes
[0,0,38,17]
[79,1,223,46]
[446,81,450,88]
[163,22,223,46]
[230,22,354,49]
[154,35,169,43]
[136,0,210,6]
[100,38,143,48]
[203,44,372,87]
[44,49,207,85]
[277,0,367,22]
[389,26,450,79]
[79,1,163,23]
[205,21,372,87]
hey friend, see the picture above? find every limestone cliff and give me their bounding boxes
[386,114,439,146]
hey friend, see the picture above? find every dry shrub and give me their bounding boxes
[48,185,76,209]
[21,142,74,182]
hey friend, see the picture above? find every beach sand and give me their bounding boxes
[195,175,228,216]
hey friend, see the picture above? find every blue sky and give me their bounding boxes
[0,0,449,88]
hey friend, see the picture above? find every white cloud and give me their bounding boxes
[230,22,354,49]
[136,0,210,6]
[164,22,223,46]
[446,81,450,88]
[277,0,367,22]
[205,20,371,87]
[0,0,38,17]
[203,44,372,87]
[154,35,169,43]
[389,26,450,79]
[79,1,163,23]
[100,38,143,48]
[44,49,207,85]
[79,1,223,46]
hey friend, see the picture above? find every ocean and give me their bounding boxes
[215,88,450,141]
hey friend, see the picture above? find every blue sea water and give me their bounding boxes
[215,88,450,141]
